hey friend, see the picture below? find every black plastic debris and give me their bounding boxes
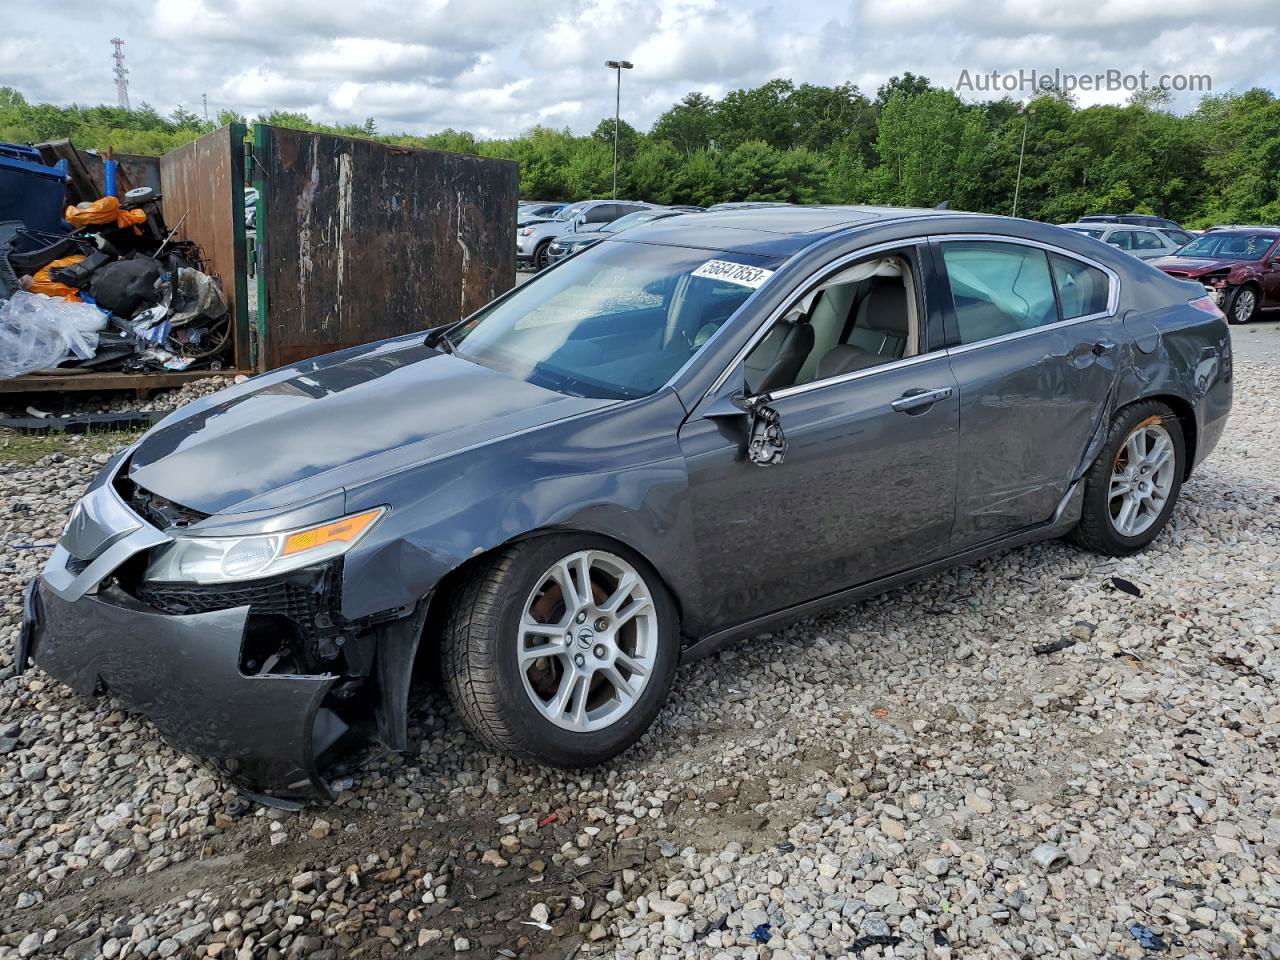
[0,411,163,434]
[695,914,728,940]
[1108,576,1143,597]
[933,928,950,947]
[750,923,771,943]
[851,934,903,954]
[1034,638,1078,655]
[1128,923,1168,952]
[777,841,796,853]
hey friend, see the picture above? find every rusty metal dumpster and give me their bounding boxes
[250,125,518,369]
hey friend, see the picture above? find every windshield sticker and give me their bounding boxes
[691,259,775,289]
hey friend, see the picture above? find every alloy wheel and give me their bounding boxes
[1108,420,1176,538]
[1233,288,1257,324]
[517,550,657,732]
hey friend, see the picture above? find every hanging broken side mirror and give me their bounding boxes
[739,394,787,466]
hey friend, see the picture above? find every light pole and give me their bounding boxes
[605,59,633,199]
[1012,103,1033,218]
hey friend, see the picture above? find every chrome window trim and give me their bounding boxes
[765,351,945,401]
[934,234,1121,356]
[704,238,931,398]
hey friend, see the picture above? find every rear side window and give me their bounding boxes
[1132,231,1165,250]
[1050,254,1111,319]
[941,242,1058,344]
[1107,231,1135,250]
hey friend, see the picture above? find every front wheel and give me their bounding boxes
[1070,400,1185,555]
[1226,285,1259,325]
[442,535,679,767]
[532,240,553,271]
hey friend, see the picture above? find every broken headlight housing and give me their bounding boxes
[143,508,385,584]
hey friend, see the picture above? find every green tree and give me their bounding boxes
[651,92,717,155]
[715,79,797,150]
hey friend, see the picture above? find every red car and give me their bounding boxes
[1151,228,1280,324]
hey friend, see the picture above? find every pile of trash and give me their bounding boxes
[0,141,232,379]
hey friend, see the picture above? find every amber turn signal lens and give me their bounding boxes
[281,509,382,557]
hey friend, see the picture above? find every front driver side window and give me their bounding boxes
[744,253,920,395]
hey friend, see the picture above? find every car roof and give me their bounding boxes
[1200,227,1280,238]
[618,204,977,257]
[1063,222,1159,231]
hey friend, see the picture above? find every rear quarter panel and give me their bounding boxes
[1114,259,1233,472]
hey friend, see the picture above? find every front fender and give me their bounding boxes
[337,389,704,628]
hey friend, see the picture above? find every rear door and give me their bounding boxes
[1131,229,1171,260]
[936,238,1125,547]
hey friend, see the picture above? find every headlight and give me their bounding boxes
[520,227,536,237]
[143,507,385,584]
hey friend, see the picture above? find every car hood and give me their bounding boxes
[1151,257,1242,276]
[127,341,607,515]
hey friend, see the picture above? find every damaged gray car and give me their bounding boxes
[18,206,1233,802]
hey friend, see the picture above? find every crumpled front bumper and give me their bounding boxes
[20,577,338,801]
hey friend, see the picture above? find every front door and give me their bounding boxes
[936,239,1125,546]
[679,247,959,628]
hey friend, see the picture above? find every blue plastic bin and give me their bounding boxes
[0,142,45,165]
[0,154,68,234]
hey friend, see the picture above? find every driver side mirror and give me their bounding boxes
[572,215,587,232]
[699,366,787,467]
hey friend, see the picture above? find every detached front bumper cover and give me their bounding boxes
[22,577,338,800]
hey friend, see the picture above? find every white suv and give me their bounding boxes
[1061,222,1192,260]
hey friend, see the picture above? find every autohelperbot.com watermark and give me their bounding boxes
[955,68,1212,96]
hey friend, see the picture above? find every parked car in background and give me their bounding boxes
[244,187,258,229]
[706,201,792,211]
[1061,222,1190,259]
[517,202,567,226]
[1204,224,1276,233]
[1079,213,1185,231]
[1151,228,1280,324]
[517,200,653,270]
[20,205,1231,799]
[545,208,692,264]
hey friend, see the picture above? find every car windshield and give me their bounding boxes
[449,242,780,400]
[601,210,671,234]
[1175,233,1277,260]
[556,202,589,222]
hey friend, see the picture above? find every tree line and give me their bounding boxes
[2,74,1278,227]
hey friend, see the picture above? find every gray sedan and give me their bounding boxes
[20,206,1232,800]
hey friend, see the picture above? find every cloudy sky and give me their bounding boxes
[4,0,1279,139]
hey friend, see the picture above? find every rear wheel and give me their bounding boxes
[1071,400,1185,555]
[442,535,679,767]
[1226,284,1259,325]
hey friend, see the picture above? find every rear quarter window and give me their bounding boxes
[1050,254,1111,319]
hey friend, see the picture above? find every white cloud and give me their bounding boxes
[0,0,1276,138]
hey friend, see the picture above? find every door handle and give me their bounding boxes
[1092,339,1117,356]
[891,386,953,413]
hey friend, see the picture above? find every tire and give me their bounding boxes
[1225,284,1259,325]
[1070,400,1186,556]
[441,534,679,767]
[532,240,552,271]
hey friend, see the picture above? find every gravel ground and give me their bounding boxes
[0,340,1277,959]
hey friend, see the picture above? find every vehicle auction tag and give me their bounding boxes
[691,259,775,289]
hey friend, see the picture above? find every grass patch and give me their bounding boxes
[0,428,145,465]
